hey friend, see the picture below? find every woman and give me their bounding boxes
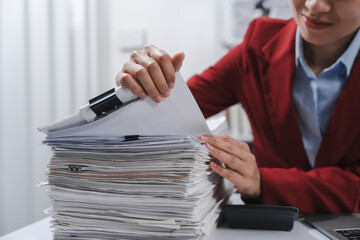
[115,0,360,214]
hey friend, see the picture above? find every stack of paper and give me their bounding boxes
[40,73,233,240]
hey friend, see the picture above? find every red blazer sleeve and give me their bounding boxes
[260,164,360,214]
[187,44,245,119]
[186,16,265,119]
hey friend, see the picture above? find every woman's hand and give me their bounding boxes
[115,44,185,103]
[200,134,261,199]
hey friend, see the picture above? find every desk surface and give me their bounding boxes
[1,216,329,240]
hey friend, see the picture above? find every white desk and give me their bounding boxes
[0,216,329,240]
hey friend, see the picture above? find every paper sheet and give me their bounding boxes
[39,72,210,138]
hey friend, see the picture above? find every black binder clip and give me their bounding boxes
[68,164,82,172]
[125,135,140,141]
[89,88,123,117]
[80,86,138,122]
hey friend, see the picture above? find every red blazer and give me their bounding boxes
[187,17,360,214]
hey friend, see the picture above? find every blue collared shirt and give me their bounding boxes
[293,27,360,168]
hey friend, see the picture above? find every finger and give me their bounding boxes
[210,161,242,184]
[131,51,170,98]
[115,72,147,98]
[144,44,176,89]
[202,136,253,163]
[205,143,247,174]
[211,161,260,198]
[123,62,163,103]
[171,52,185,72]
[216,134,251,152]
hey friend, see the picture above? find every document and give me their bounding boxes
[39,72,210,138]
[40,72,233,240]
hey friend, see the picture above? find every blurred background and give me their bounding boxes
[0,0,291,236]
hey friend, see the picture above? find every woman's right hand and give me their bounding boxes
[115,44,185,103]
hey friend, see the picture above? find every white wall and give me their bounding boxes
[0,0,107,235]
[108,0,221,83]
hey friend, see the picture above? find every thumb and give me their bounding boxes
[171,52,185,72]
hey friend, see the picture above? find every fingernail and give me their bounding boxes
[155,96,162,103]
[202,136,209,142]
[169,82,175,89]
[162,91,170,98]
[210,161,217,168]
[139,92,147,98]
[206,143,213,151]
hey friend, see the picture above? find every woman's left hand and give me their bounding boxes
[200,134,261,199]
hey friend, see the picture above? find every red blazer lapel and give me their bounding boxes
[256,20,310,170]
[315,54,360,168]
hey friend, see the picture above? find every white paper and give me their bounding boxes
[39,73,233,240]
[39,72,210,138]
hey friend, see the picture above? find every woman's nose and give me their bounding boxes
[305,0,331,15]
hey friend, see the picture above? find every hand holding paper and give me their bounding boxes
[116,44,185,103]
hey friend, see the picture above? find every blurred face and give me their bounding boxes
[290,0,360,46]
